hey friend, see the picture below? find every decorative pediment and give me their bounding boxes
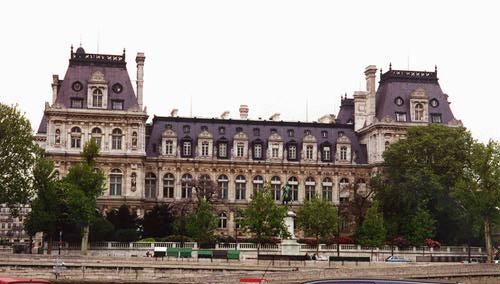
[233,132,248,140]
[268,132,283,142]
[410,87,428,99]
[302,134,317,143]
[89,71,106,83]
[198,130,213,139]
[336,135,351,144]
[162,128,177,138]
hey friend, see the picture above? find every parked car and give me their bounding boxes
[303,278,457,284]
[0,277,51,284]
[385,256,410,262]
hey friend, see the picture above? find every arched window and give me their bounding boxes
[112,128,122,150]
[91,127,102,148]
[218,175,229,200]
[235,175,246,200]
[253,175,263,191]
[340,146,347,160]
[181,174,192,198]
[55,129,61,144]
[270,176,281,201]
[198,174,211,199]
[145,173,156,198]
[163,173,175,198]
[218,212,227,229]
[305,177,315,201]
[288,176,298,201]
[109,169,122,196]
[340,178,350,189]
[415,103,424,121]
[322,177,333,201]
[70,127,81,148]
[306,145,314,160]
[92,88,103,107]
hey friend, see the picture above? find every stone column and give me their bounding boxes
[135,53,146,110]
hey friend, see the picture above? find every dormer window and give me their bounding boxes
[304,129,311,135]
[288,144,297,160]
[236,127,243,133]
[182,140,192,157]
[394,96,404,106]
[431,113,442,123]
[287,129,294,137]
[270,128,277,134]
[70,98,83,109]
[321,131,328,138]
[201,141,210,156]
[92,89,103,107]
[111,100,123,110]
[322,145,331,161]
[165,140,173,155]
[253,143,263,159]
[271,143,279,158]
[396,112,407,122]
[340,146,347,160]
[414,103,424,121]
[201,126,208,132]
[430,98,439,108]
[236,143,244,157]
[219,127,225,135]
[183,125,190,134]
[306,145,314,160]
[218,142,227,158]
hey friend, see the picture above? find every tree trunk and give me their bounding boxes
[483,218,493,263]
[81,225,89,256]
[316,235,320,255]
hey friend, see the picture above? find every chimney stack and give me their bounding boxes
[239,105,249,119]
[51,75,59,104]
[221,111,230,119]
[269,113,281,121]
[170,108,178,117]
[364,65,377,94]
[136,52,146,110]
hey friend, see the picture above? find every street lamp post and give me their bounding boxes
[337,205,340,257]
[58,230,62,255]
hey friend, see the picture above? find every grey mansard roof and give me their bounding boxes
[146,116,368,164]
[37,47,139,134]
[375,69,456,123]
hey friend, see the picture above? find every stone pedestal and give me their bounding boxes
[281,211,301,255]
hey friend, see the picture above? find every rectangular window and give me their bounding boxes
[431,113,442,123]
[183,141,191,157]
[396,112,407,122]
[323,146,331,161]
[254,144,262,159]
[236,143,244,157]
[201,142,209,156]
[163,176,174,198]
[321,131,328,138]
[70,98,83,108]
[288,145,296,160]
[165,140,173,155]
[253,128,260,136]
[111,100,124,110]
[219,143,227,158]
[235,183,246,200]
[272,144,279,158]
[306,145,314,159]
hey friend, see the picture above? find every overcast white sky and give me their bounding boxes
[1,1,498,142]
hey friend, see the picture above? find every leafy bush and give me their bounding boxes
[236,237,281,244]
[390,236,410,249]
[157,235,193,242]
[217,235,237,243]
[425,238,441,248]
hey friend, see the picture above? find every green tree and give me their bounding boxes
[185,199,218,248]
[356,201,386,258]
[106,204,139,241]
[141,204,174,239]
[63,138,105,255]
[374,124,473,243]
[402,207,435,247]
[90,213,114,242]
[453,141,500,263]
[242,183,289,254]
[296,195,338,254]
[24,155,66,254]
[0,103,39,209]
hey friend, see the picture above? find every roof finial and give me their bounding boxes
[435,65,437,73]
[123,48,126,58]
[389,62,392,71]
[380,68,383,75]
[344,92,347,99]
[71,44,73,54]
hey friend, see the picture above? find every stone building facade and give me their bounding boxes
[35,47,461,237]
